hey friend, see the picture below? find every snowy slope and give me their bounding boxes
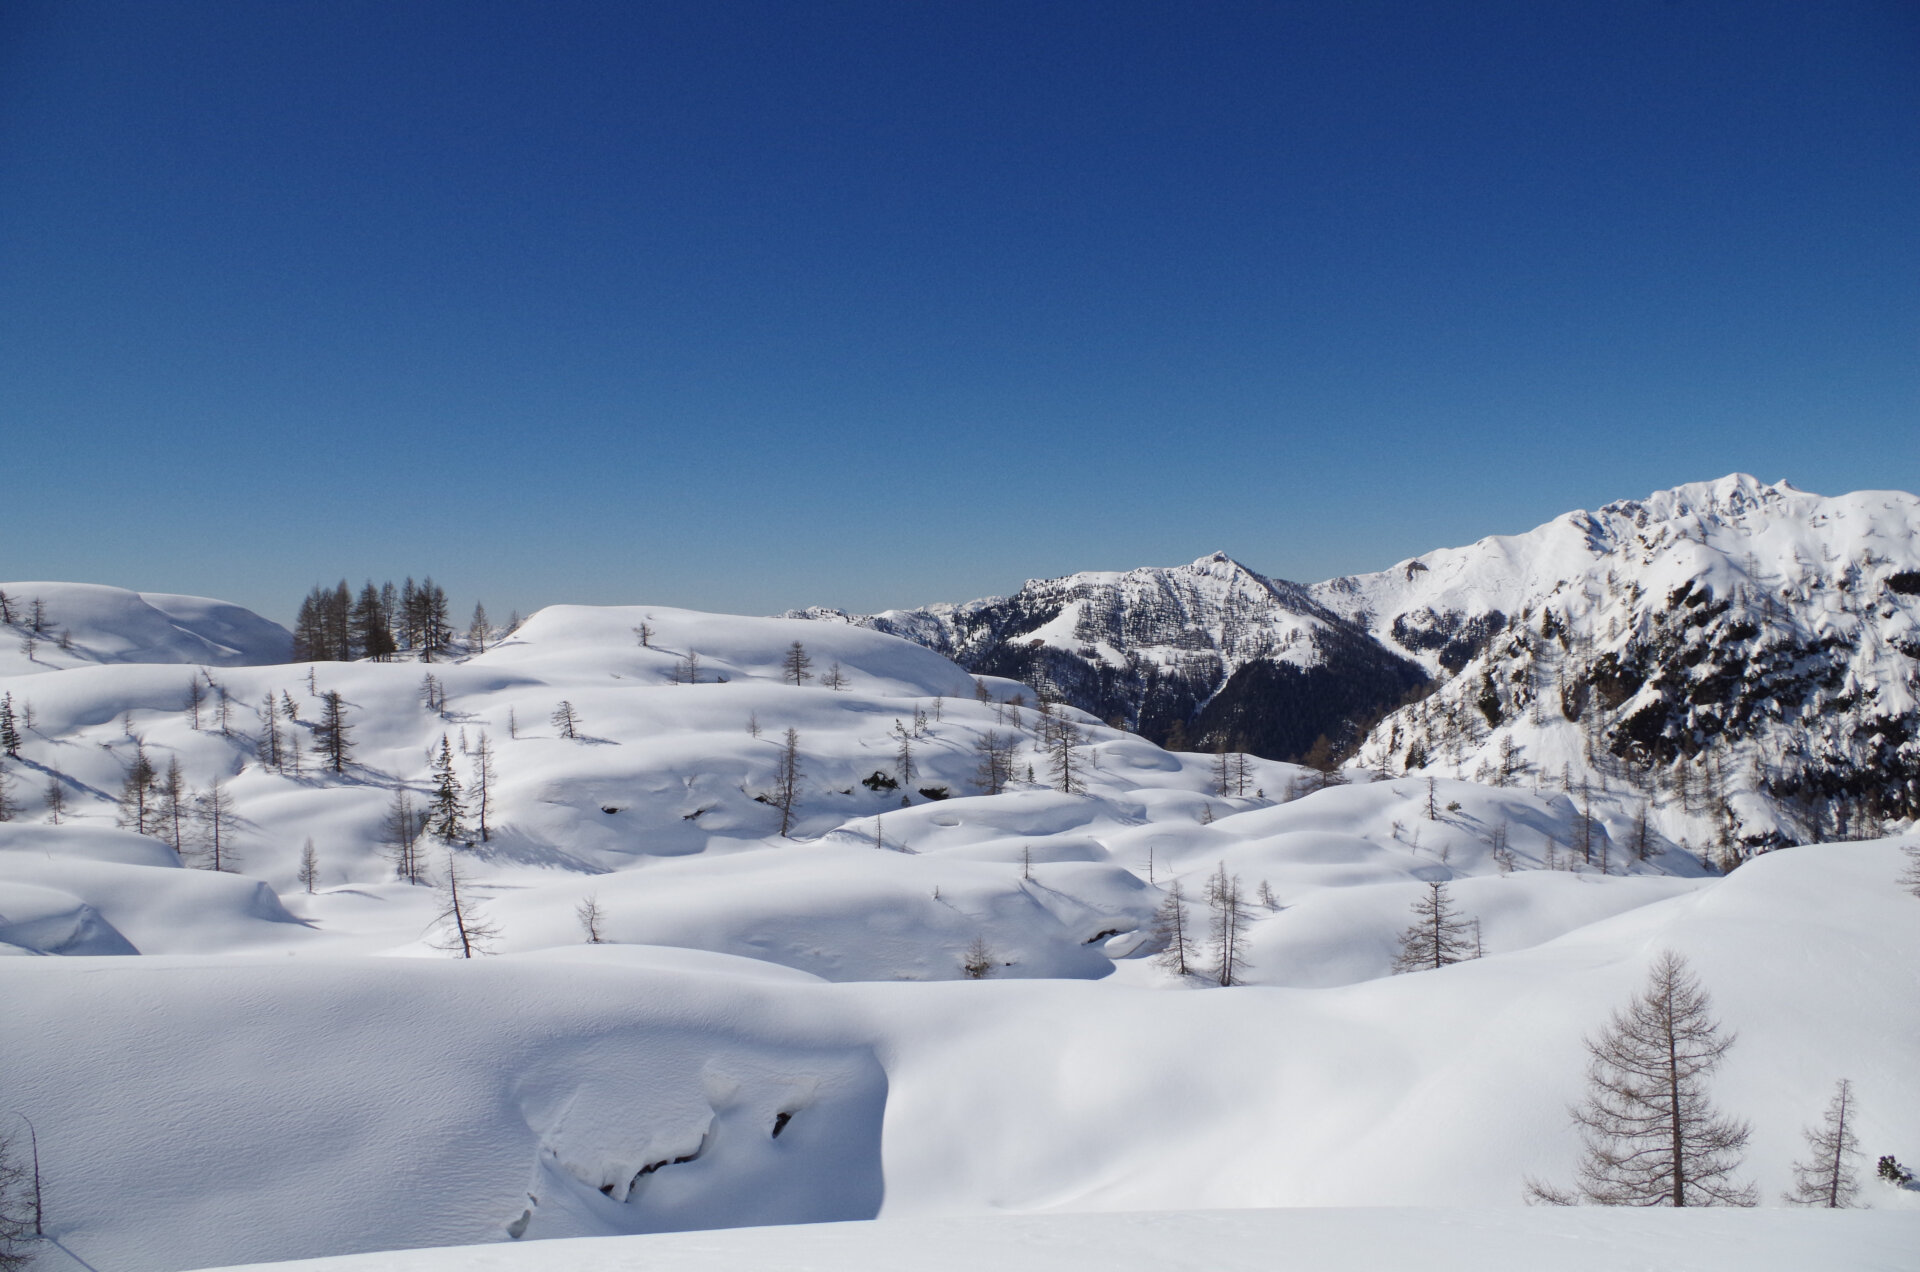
[189,1208,1920,1272]
[0,580,291,675]
[3,840,1915,1271]
[1312,476,1920,851]
[793,552,1427,760]
[1,588,1915,1272]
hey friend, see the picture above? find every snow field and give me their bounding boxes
[0,594,1914,1272]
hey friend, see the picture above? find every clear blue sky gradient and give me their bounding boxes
[3,1,1915,624]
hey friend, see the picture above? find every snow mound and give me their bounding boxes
[0,581,291,675]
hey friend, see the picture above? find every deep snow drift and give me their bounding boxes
[0,592,1913,1272]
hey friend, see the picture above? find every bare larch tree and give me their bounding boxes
[1390,879,1479,973]
[1784,1078,1864,1208]
[1527,950,1755,1207]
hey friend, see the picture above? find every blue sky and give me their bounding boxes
[2,1,1914,625]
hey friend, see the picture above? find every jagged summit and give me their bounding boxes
[1314,475,1920,851]
[791,553,1426,760]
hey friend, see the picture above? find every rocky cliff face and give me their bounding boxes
[1316,475,1920,852]
[791,553,1428,762]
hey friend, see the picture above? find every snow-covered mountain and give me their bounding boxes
[802,476,1920,854]
[1314,475,1920,854]
[0,580,291,675]
[791,552,1428,762]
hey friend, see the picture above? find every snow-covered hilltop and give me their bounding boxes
[0,580,291,676]
[792,552,1427,761]
[1315,475,1920,853]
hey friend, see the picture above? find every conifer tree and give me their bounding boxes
[1784,1079,1864,1208]
[315,690,352,772]
[0,694,17,757]
[1391,879,1478,973]
[257,693,283,770]
[352,582,396,660]
[0,764,15,823]
[428,734,464,841]
[1527,951,1755,1207]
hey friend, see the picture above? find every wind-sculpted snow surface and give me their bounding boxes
[190,1207,1920,1272]
[0,589,1914,1271]
[0,581,292,674]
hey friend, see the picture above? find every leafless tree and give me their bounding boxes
[298,837,321,893]
[1151,879,1195,976]
[782,640,813,685]
[0,1118,38,1268]
[822,661,847,690]
[1391,879,1478,973]
[891,721,916,788]
[115,744,158,838]
[576,894,606,943]
[196,776,238,872]
[1206,862,1250,986]
[41,777,65,825]
[1527,951,1755,1207]
[0,766,14,823]
[185,674,205,730]
[773,727,803,836]
[1784,1079,1864,1208]
[1901,842,1920,900]
[961,933,996,979]
[432,852,500,958]
[632,621,653,647]
[470,733,496,842]
[384,787,426,884]
[551,700,581,740]
[973,729,1016,795]
[1047,719,1087,795]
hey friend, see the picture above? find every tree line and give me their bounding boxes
[292,577,498,664]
